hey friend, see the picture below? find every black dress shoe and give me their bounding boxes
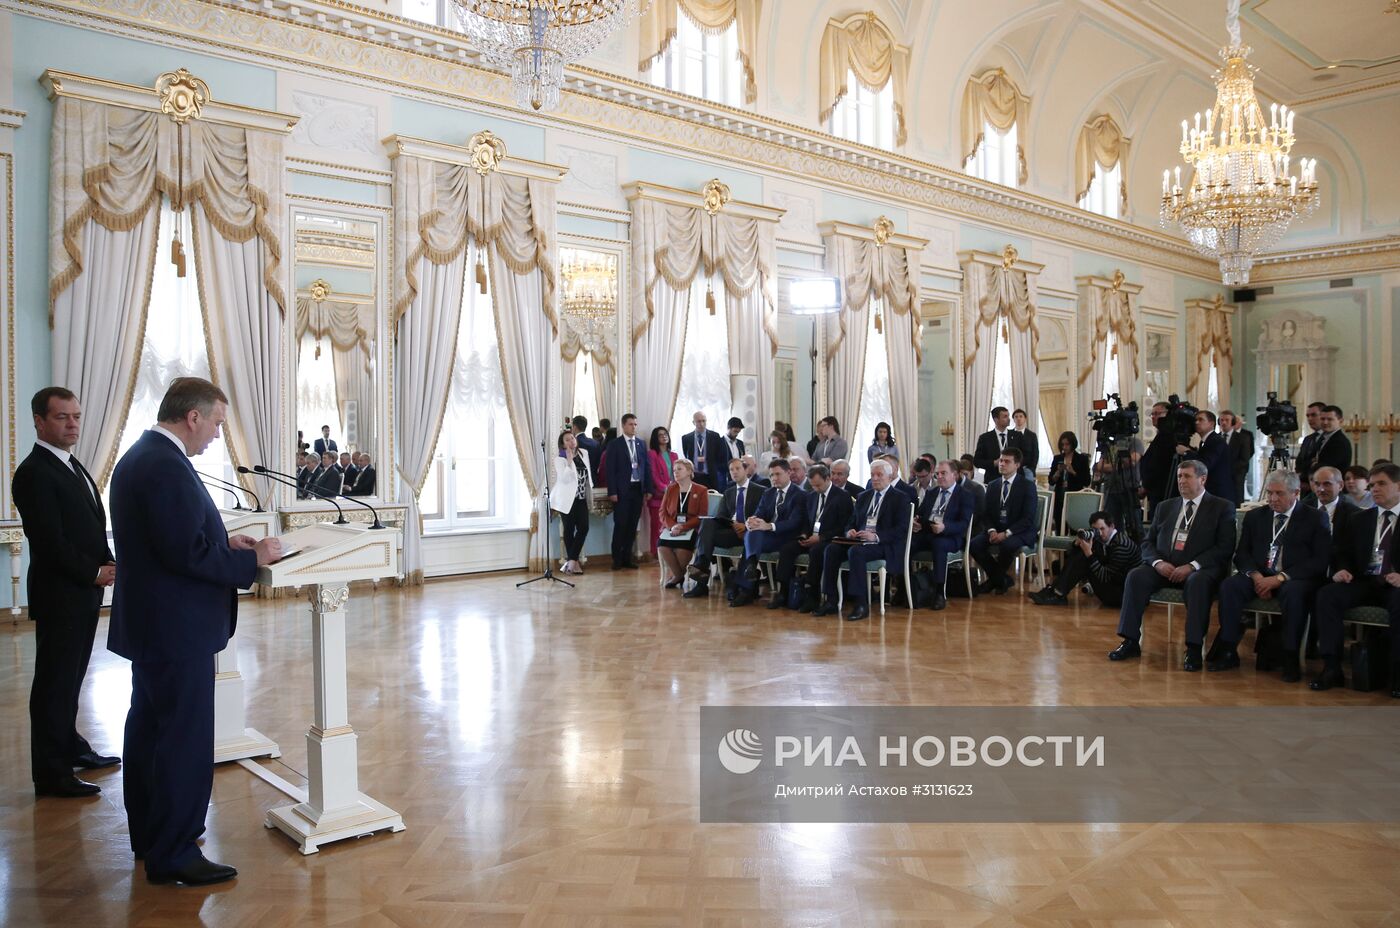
[1204,638,1223,663]
[1108,640,1141,661]
[73,752,121,770]
[1206,650,1241,672]
[846,604,870,622]
[797,598,818,615]
[623,561,640,569]
[931,592,947,611]
[663,579,681,590]
[1183,648,1203,672]
[35,775,101,798]
[975,581,996,595]
[147,855,238,887]
[682,582,710,599]
[812,600,837,617]
[1030,590,1068,606]
[730,590,756,607]
[1309,665,1345,691]
[766,594,786,610]
[1281,662,1302,684]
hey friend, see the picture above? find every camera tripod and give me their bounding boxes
[518,436,574,590]
[1257,433,1295,501]
[1097,441,1144,542]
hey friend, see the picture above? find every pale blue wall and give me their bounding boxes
[392,98,544,160]
[630,148,762,202]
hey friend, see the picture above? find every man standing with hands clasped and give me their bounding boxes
[12,387,119,799]
[108,377,283,887]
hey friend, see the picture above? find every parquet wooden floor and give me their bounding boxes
[2,569,1397,927]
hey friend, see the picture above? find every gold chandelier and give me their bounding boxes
[561,249,617,321]
[1160,0,1319,285]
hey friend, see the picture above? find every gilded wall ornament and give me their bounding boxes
[308,278,332,302]
[155,68,210,124]
[469,130,507,176]
[1001,244,1019,269]
[1111,269,1126,291]
[701,178,731,216]
[873,215,894,245]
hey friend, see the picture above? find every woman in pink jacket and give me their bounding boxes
[646,426,677,557]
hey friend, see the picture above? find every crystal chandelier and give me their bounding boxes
[451,0,648,111]
[1160,0,1319,285]
[561,249,617,353]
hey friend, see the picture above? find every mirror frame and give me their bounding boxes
[557,231,628,427]
[285,195,393,506]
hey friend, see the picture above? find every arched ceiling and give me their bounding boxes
[587,0,1399,252]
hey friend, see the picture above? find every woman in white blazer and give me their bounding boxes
[552,429,593,574]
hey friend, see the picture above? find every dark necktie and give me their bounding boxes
[935,488,948,517]
[736,486,745,518]
[776,488,785,510]
[68,453,97,502]
[816,492,825,521]
[1381,511,1396,575]
[1321,504,1331,533]
[1000,480,1010,507]
[1182,500,1196,533]
[998,432,1006,451]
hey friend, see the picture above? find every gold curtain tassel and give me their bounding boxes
[706,284,716,315]
[1001,320,1009,343]
[875,310,883,334]
[476,258,488,294]
[1111,342,1118,359]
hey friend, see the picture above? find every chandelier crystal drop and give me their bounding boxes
[451,0,648,111]
[1160,0,1319,285]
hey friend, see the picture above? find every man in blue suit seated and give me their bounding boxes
[814,459,911,622]
[108,377,284,887]
[969,447,1039,594]
[911,459,975,611]
[731,459,809,607]
[1213,470,1330,678]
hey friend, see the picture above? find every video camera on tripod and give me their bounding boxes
[1159,394,1199,448]
[1088,393,1139,452]
[1255,390,1299,482]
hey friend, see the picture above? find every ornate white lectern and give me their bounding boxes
[255,521,404,854]
[216,509,280,763]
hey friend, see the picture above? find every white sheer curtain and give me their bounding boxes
[960,260,1039,446]
[672,278,732,442]
[296,334,342,439]
[850,305,893,485]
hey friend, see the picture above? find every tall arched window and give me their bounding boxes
[1076,114,1129,219]
[639,0,759,107]
[818,12,909,150]
[962,68,1029,188]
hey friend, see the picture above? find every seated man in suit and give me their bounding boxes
[684,457,760,598]
[731,459,808,607]
[911,459,974,611]
[775,464,853,614]
[350,453,377,496]
[908,457,935,510]
[969,447,1039,595]
[1109,459,1237,671]
[973,406,1014,484]
[882,454,918,507]
[1178,410,1235,503]
[294,451,315,499]
[1214,470,1330,677]
[340,452,359,490]
[815,459,911,622]
[956,459,988,534]
[313,424,337,458]
[830,459,863,501]
[741,454,771,488]
[1030,509,1140,609]
[1309,462,1400,695]
[1302,465,1357,535]
[787,457,812,492]
[312,451,344,498]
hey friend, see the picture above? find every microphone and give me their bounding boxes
[197,470,264,512]
[253,464,385,530]
[200,480,245,510]
[240,465,347,525]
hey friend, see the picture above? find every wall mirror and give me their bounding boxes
[292,205,386,497]
[1142,324,1176,427]
[1036,316,1072,459]
[558,238,624,441]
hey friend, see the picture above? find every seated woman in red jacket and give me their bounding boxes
[657,458,708,588]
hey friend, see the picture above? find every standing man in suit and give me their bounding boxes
[911,460,974,610]
[1217,410,1255,503]
[605,413,653,570]
[776,464,853,613]
[811,417,849,465]
[682,411,728,491]
[973,407,1014,484]
[1303,466,1357,535]
[969,448,1039,595]
[1309,462,1400,694]
[721,417,746,473]
[350,452,377,496]
[109,377,283,886]
[1108,459,1237,671]
[1179,410,1235,503]
[1294,401,1328,490]
[313,424,337,457]
[572,416,602,481]
[1310,405,1353,475]
[1012,408,1040,474]
[1214,471,1330,677]
[732,459,808,607]
[814,459,911,622]
[1139,401,1177,519]
[685,457,761,598]
[12,386,119,798]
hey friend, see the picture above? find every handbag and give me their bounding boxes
[1348,630,1390,692]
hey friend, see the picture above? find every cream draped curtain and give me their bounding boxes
[962,68,1030,185]
[49,96,287,490]
[631,196,779,435]
[961,261,1040,443]
[823,232,923,457]
[393,152,559,579]
[1076,283,1139,425]
[639,0,760,104]
[296,298,375,449]
[1075,114,1130,207]
[1186,298,1234,409]
[559,324,615,424]
[818,13,909,147]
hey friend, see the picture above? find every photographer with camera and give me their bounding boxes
[1030,510,1140,608]
[1178,410,1237,504]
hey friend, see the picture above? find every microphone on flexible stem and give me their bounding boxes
[200,481,245,510]
[239,465,347,525]
[251,464,385,530]
[196,470,264,511]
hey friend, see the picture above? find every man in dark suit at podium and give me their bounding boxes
[815,459,911,622]
[12,387,119,799]
[1109,459,1236,671]
[108,377,282,887]
[969,448,1039,595]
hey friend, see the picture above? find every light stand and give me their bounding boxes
[518,440,574,590]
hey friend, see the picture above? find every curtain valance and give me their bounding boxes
[1077,285,1138,386]
[818,12,909,146]
[295,298,373,360]
[639,0,760,104]
[49,97,286,318]
[1075,113,1130,204]
[961,68,1029,184]
[1186,297,1234,403]
[822,233,922,364]
[962,262,1039,371]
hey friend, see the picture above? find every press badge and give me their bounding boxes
[1173,528,1189,551]
[1265,545,1279,571]
[812,520,822,534]
[1368,547,1384,576]
[1000,507,1009,523]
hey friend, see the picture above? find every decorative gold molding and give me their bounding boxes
[384,134,566,182]
[41,68,297,133]
[154,68,210,124]
[468,130,506,176]
[623,180,784,223]
[1076,272,1144,295]
[873,215,894,246]
[818,219,927,250]
[1001,244,1018,270]
[307,278,331,302]
[701,178,731,217]
[295,241,377,269]
[958,248,1046,276]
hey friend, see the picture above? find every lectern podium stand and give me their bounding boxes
[216,509,279,763]
[255,522,404,854]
